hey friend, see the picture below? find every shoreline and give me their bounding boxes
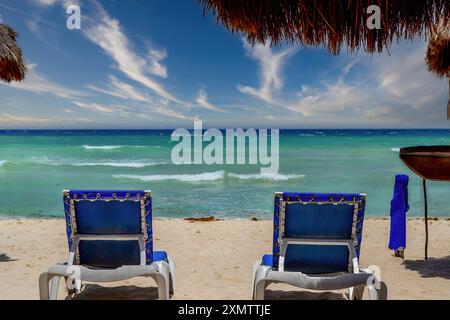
[1,215,450,221]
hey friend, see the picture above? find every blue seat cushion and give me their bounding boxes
[74,200,142,235]
[79,240,140,268]
[153,251,168,262]
[262,245,349,274]
[78,239,167,268]
[262,254,273,267]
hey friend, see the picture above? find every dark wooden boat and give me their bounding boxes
[399,145,450,260]
[400,146,450,181]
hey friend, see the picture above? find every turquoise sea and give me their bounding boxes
[1,129,450,218]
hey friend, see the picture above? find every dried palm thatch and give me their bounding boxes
[199,0,450,54]
[0,24,26,82]
[426,20,450,77]
[426,19,450,118]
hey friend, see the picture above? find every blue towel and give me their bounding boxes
[389,174,409,251]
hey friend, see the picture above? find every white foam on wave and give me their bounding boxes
[83,145,123,150]
[390,148,400,153]
[113,171,304,182]
[228,173,305,181]
[29,157,164,168]
[113,170,225,182]
[74,161,163,168]
[0,160,8,167]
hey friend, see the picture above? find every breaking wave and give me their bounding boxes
[113,170,225,182]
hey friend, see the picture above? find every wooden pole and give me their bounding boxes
[423,178,429,260]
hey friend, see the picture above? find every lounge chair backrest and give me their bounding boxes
[63,190,152,268]
[273,192,366,274]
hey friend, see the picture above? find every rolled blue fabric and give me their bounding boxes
[389,174,409,251]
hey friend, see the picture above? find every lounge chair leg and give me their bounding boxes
[376,281,388,300]
[254,279,266,300]
[166,253,176,294]
[252,265,271,300]
[39,272,50,300]
[49,276,61,300]
[368,285,378,300]
[154,262,170,300]
[251,260,260,299]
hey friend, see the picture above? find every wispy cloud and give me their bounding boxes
[287,43,447,124]
[7,64,87,100]
[238,40,297,104]
[72,101,130,118]
[0,113,53,123]
[147,48,168,78]
[0,112,93,124]
[87,75,152,103]
[375,46,445,110]
[83,2,183,104]
[195,88,226,112]
[289,80,365,116]
[33,0,57,6]
[31,0,79,8]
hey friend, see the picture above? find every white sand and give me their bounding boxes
[0,218,449,300]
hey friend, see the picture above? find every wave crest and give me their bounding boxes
[29,157,164,168]
[83,145,123,150]
[113,171,225,182]
[228,173,304,181]
[113,171,303,182]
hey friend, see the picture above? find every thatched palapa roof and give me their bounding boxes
[425,18,450,118]
[199,0,450,54]
[0,24,26,82]
[426,19,450,77]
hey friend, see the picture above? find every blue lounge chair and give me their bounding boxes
[39,190,176,300]
[252,192,387,300]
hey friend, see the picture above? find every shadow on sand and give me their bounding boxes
[66,284,347,300]
[0,254,17,262]
[264,289,347,300]
[403,256,450,280]
[67,284,160,300]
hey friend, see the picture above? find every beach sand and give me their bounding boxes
[0,218,449,300]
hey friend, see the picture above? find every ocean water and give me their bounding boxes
[1,129,450,219]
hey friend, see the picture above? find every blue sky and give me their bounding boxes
[0,0,448,129]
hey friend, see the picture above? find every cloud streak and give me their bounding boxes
[83,2,183,104]
[0,112,93,124]
[195,88,226,112]
[7,64,87,100]
[238,40,297,104]
[87,75,152,103]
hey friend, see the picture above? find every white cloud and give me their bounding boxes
[87,75,152,103]
[147,48,168,78]
[290,80,365,116]
[149,105,194,121]
[375,46,446,110]
[34,0,57,6]
[195,88,226,112]
[7,64,87,100]
[0,113,52,123]
[31,0,79,8]
[287,43,447,124]
[238,40,297,104]
[72,101,130,118]
[0,112,93,124]
[83,2,183,104]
